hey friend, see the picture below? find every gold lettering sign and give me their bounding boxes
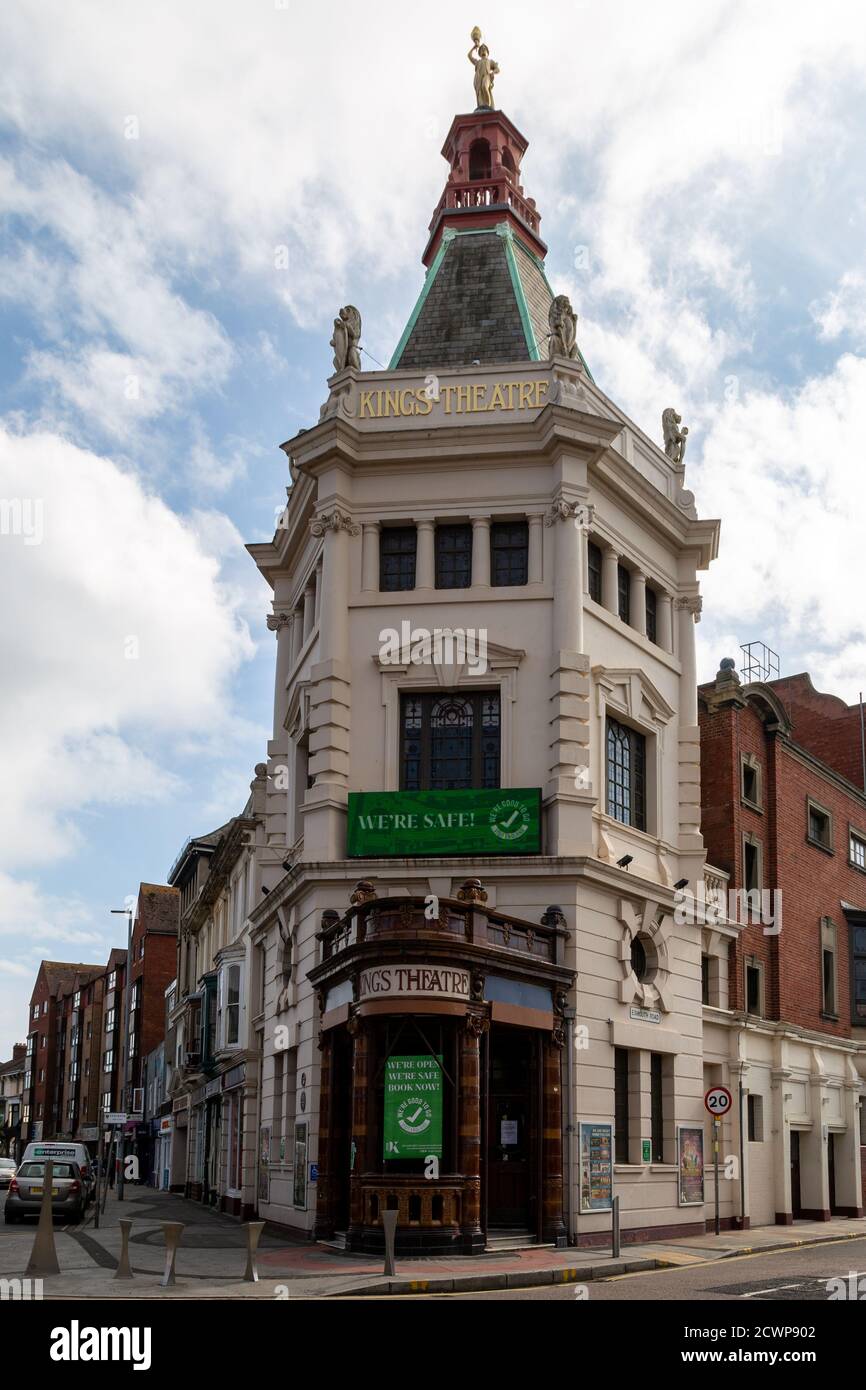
[358,379,548,420]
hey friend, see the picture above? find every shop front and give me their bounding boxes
[309,881,573,1254]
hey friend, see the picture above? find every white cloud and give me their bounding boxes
[811,271,866,345]
[0,421,256,869]
[692,352,866,699]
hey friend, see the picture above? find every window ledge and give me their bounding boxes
[741,798,763,814]
[649,1164,678,1173]
[819,1012,839,1023]
[613,1164,642,1174]
[806,836,834,856]
[848,858,866,875]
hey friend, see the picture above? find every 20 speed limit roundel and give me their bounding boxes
[704,1085,733,1116]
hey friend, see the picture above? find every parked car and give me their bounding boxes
[0,1156,16,1188]
[19,1141,94,1202]
[4,1159,86,1223]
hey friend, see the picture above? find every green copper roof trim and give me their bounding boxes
[537,260,596,384]
[388,232,454,369]
[497,222,540,361]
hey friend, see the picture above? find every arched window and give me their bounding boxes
[502,147,516,175]
[469,138,492,181]
[401,691,500,790]
[606,716,646,830]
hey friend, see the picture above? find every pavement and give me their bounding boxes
[2,1185,865,1299]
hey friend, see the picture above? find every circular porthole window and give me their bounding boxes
[630,933,658,983]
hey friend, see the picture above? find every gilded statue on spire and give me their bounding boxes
[468,27,499,110]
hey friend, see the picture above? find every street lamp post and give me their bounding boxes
[111,905,134,1202]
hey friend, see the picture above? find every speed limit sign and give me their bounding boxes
[704,1085,732,1117]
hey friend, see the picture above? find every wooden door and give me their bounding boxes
[487,1028,534,1230]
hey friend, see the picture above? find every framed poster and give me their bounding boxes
[579,1122,613,1212]
[677,1124,705,1206]
[383,1055,443,1159]
[293,1122,308,1209]
[258,1125,270,1203]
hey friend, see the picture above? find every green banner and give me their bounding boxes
[347,787,541,858]
[383,1055,443,1160]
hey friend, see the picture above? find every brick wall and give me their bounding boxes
[700,672,866,1044]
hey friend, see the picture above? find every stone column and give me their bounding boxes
[314,558,323,627]
[676,594,703,860]
[459,1016,484,1251]
[542,1035,567,1245]
[527,512,544,584]
[266,612,293,742]
[361,522,380,592]
[314,1030,336,1240]
[470,516,491,588]
[544,498,593,853]
[677,596,700,725]
[302,580,316,643]
[416,520,435,590]
[347,1020,369,1242]
[631,571,647,637]
[602,544,620,616]
[658,592,673,653]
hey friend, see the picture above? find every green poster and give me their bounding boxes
[383,1054,443,1160]
[347,787,541,858]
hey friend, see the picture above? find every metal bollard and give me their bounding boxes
[243,1221,266,1283]
[160,1221,185,1288]
[115,1218,133,1279]
[611,1194,621,1259]
[381,1209,398,1277]
[26,1160,60,1277]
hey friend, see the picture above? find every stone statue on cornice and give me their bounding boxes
[548,295,579,359]
[330,305,361,373]
[662,407,689,464]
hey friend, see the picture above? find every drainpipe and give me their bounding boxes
[564,1007,576,1243]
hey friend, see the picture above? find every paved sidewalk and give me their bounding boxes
[3,1186,864,1299]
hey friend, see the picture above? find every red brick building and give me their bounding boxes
[700,660,866,1225]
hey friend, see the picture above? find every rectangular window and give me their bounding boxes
[105,1009,115,1033]
[849,831,866,870]
[807,800,832,850]
[852,921,866,1023]
[617,563,631,624]
[747,1094,764,1142]
[107,971,116,990]
[614,1047,630,1165]
[650,1053,664,1162]
[401,690,500,791]
[821,918,837,1016]
[645,587,657,644]
[104,1049,113,1072]
[741,758,760,807]
[435,523,472,589]
[379,526,416,591]
[606,717,646,831]
[744,839,760,893]
[587,542,602,604]
[490,520,528,586]
[225,963,241,1047]
[746,963,762,1015]
[32,1004,39,1020]
[701,954,711,1006]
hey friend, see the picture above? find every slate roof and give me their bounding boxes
[394,231,543,371]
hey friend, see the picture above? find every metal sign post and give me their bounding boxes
[704,1085,733,1237]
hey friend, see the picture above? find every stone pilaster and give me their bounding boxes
[676,594,703,862]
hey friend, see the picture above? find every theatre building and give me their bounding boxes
[247,67,725,1250]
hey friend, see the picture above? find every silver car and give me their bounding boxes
[4,1159,86,1223]
[0,1156,16,1188]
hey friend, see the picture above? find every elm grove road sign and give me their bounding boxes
[347,788,542,858]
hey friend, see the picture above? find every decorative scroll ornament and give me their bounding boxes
[662,407,689,465]
[330,305,361,373]
[675,595,703,622]
[468,27,499,109]
[310,508,360,538]
[266,612,291,633]
[548,295,580,359]
[544,498,594,529]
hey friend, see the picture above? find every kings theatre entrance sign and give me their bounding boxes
[383,1055,444,1159]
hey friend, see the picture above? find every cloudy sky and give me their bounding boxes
[2,0,866,1055]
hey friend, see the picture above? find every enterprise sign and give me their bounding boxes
[359,965,470,1003]
[346,788,542,858]
[359,378,548,419]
